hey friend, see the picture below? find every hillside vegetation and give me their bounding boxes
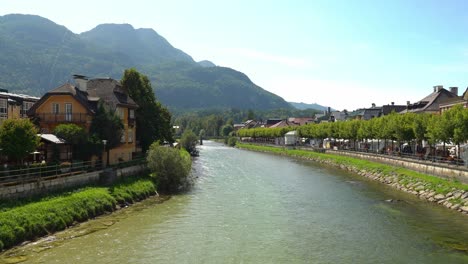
[0,14,291,110]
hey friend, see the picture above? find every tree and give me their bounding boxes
[121,68,173,152]
[220,124,234,137]
[90,102,124,163]
[147,143,192,193]
[247,109,255,120]
[54,124,102,160]
[0,119,40,164]
[199,129,205,145]
[54,124,87,159]
[180,130,198,156]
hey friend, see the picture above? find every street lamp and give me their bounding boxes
[102,140,107,167]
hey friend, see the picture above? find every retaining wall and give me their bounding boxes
[330,150,468,184]
[0,164,147,199]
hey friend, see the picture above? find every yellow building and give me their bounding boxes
[28,75,138,165]
[0,89,39,124]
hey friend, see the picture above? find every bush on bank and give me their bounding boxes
[147,143,192,193]
[237,143,468,194]
[0,176,156,250]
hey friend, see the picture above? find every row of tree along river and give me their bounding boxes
[2,141,467,263]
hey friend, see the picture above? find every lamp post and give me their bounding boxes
[102,140,107,167]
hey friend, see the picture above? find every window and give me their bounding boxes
[116,107,124,119]
[0,99,7,115]
[128,129,133,143]
[121,130,126,143]
[129,109,135,119]
[21,101,34,115]
[65,103,72,121]
[52,103,59,114]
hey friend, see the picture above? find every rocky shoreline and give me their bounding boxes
[299,155,468,215]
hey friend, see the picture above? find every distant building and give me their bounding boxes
[330,111,348,121]
[288,117,315,125]
[439,87,468,113]
[360,102,407,120]
[400,85,459,114]
[0,89,39,124]
[269,119,297,128]
[265,118,283,127]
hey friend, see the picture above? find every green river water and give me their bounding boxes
[1,141,468,263]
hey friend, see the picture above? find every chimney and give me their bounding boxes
[327,107,331,115]
[73,74,88,91]
[449,86,458,96]
[433,85,443,92]
[371,103,376,108]
[407,101,410,106]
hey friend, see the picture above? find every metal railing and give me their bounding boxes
[0,160,103,186]
[35,113,91,123]
[0,157,148,187]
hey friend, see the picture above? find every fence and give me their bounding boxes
[0,158,147,187]
[0,160,103,186]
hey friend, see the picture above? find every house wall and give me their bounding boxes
[33,93,136,165]
[425,92,459,113]
[34,94,92,133]
[7,104,21,119]
[104,106,136,165]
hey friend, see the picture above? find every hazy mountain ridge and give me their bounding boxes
[289,101,334,112]
[0,14,292,110]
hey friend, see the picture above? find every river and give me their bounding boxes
[1,141,468,263]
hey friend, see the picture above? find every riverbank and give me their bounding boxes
[0,176,157,250]
[237,143,468,215]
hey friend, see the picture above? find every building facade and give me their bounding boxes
[28,75,138,165]
[0,89,39,124]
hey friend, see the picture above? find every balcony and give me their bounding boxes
[35,113,91,123]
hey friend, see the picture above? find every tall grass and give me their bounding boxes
[0,176,156,250]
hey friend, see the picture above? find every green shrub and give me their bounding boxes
[147,143,192,193]
[227,137,237,147]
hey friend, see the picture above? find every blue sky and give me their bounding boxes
[2,0,468,110]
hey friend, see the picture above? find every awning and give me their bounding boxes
[38,134,66,144]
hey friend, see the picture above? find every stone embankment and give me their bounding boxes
[303,157,468,215]
[238,143,468,216]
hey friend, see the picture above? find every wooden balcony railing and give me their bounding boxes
[35,113,91,123]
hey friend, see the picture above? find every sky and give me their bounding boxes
[2,0,468,110]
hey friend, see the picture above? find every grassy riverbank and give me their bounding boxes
[0,176,156,250]
[237,143,468,214]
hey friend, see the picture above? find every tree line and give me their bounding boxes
[173,108,321,138]
[237,105,468,150]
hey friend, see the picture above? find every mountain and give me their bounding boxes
[0,14,292,110]
[289,102,334,112]
[198,60,216,67]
